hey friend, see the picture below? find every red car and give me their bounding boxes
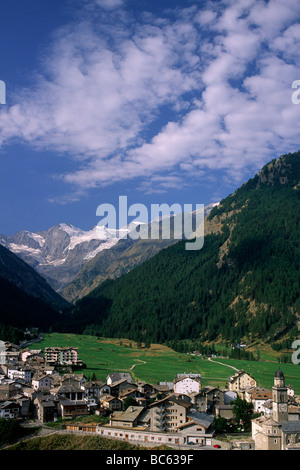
[213,444,221,448]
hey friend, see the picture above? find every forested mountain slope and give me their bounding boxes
[57,152,300,346]
[0,243,68,310]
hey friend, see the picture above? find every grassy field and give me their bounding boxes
[30,333,300,393]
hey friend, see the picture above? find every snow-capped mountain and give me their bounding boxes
[0,223,129,291]
[0,203,219,295]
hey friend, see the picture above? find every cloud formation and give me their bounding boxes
[0,0,299,195]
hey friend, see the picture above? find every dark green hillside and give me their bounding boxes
[0,243,68,310]
[0,244,67,342]
[58,151,300,345]
[0,275,61,342]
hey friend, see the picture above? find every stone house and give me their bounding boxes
[60,398,89,419]
[109,379,137,397]
[189,392,207,412]
[34,394,60,423]
[15,395,31,418]
[55,378,85,401]
[99,394,123,411]
[203,387,225,412]
[119,387,141,403]
[136,381,154,397]
[84,379,111,401]
[32,373,52,391]
[228,370,257,393]
[0,400,20,419]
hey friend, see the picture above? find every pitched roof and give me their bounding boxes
[186,411,214,428]
[111,406,145,423]
[149,394,191,409]
[281,421,300,433]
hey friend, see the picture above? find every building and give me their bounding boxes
[252,368,300,450]
[203,387,225,412]
[177,410,214,446]
[189,392,207,412]
[96,407,214,447]
[149,395,192,433]
[109,379,137,397]
[21,349,43,363]
[7,366,32,383]
[34,394,60,423]
[106,373,133,386]
[173,374,201,395]
[0,400,20,419]
[32,373,52,390]
[272,367,288,423]
[109,406,150,429]
[44,347,79,365]
[244,387,273,414]
[228,370,257,393]
[60,398,89,419]
[84,379,111,400]
[99,394,123,412]
[56,379,85,401]
[215,404,234,420]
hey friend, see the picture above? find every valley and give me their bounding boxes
[29,332,300,394]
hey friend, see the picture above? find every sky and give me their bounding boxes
[0,0,300,234]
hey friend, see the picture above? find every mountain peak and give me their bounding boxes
[256,151,300,189]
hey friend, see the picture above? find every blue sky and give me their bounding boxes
[0,0,300,234]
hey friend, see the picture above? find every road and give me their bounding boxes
[208,357,239,371]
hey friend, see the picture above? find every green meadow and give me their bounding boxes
[30,333,300,394]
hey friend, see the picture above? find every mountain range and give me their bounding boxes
[0,151,299,348]
[56,151,300,347]
[0,204,217,302]
[0,223,128,292]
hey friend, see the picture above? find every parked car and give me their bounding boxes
[213,444,221,448]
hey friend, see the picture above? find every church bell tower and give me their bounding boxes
[272,367,288,423]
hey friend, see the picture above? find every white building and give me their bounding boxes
[7,367,32,383]
[173,374,201,395]
[224,390,237,404]
[0,401,20,419]
[32,374,52,390]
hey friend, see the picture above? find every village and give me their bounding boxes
[0,341,300,450]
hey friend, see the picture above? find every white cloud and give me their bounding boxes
[95,0,124,9]
[0,0,300,195]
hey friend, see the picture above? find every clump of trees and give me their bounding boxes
[213,397,255,434]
